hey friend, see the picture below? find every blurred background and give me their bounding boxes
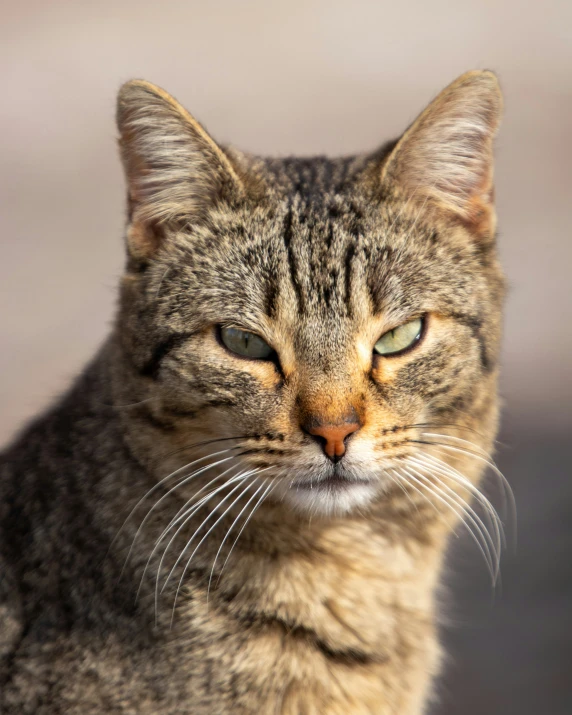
[1,1,570,712]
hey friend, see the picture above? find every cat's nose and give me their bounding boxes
[303,418,361,462]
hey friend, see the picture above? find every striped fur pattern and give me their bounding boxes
[0,71,506,713]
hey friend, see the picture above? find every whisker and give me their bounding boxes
[119,451,237,577]
[113,448,236,541]
[385,470,420,513]
[392,465,491,575]
[160,435,246,460]
[206,478,266,604]
[403,422,490,440]
[160,469,258,594]
[408,452,504,550]
[421,432,512,507]
[399,464,498,581]
[153,469,253,615]
[101,397,156,410]
[160,463,241,536]
[154,265,173,299]
[113,457,236,583]
[388,468,443,520]
[215,478,277,588]
[405,438,494,464]
[421,451,504,524]
[168,470,262,626]
[412,437,516,537]
[135,463,241,604]
[404,461,500,579]
[420,431,493,456]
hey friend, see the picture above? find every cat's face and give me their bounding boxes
[115,72,504,515]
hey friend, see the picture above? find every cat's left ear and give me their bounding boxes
[380,70,502,239]
[116,80,246,258]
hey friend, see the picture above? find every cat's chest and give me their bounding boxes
[224,522,433,649]
[12,530,436,714]
[167,527,436,714]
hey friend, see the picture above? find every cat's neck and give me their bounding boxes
[157,500,446,715]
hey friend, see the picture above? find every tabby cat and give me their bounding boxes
[0,70,507,714]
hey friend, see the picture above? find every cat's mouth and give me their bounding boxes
[282,465,379,514]
[290,465,374,492]
[294,477,373,494]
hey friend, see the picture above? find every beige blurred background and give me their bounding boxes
[1,0,571,444]
[1,1,571,713]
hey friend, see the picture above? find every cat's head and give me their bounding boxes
[114,71,504,516]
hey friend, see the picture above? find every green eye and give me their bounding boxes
[220,326,275,360]
[374,317,424,356]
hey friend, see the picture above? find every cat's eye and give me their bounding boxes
[219,326,275,360]
[374,317,424,356]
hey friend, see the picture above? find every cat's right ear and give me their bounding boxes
[379,70,502,240]
[116,80,245,259]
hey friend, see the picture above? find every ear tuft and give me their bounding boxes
[116,80,243,231]
[381,70,503,236]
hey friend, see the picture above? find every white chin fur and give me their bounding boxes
[282,482,379,516]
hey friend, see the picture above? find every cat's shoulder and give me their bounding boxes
[0,547,23,661]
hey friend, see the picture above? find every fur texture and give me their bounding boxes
[0,71,505,714]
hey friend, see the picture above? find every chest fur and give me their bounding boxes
[168,523,442,714]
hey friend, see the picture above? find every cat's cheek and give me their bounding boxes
[369,360,412,406]
[367,372,428,427]
[241,361,284,392]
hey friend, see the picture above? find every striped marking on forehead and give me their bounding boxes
[272,158,368,318]
[280,200,365,318]
[262,154,378,319]
[269,156,356,198]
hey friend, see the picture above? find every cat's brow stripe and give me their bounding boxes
[343,240,357,313]
[134,405,177,432]
[263,276,279,320]
[140,332,195,379]
[446,311,493,371]
[134,400,240,431]
[282,208,305,311]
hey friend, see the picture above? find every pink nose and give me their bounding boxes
[306,421,360,461]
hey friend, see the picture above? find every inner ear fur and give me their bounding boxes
[380,70,503,239]
[116,80,246,258]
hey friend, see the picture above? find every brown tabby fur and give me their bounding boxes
[0,71,505,713]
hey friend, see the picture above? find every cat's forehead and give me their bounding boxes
[263,155,363,198]
[170,154,484,342]
[200,186,378,324]
[209,184,447,310]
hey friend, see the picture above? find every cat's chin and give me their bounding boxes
[279,477,379,516]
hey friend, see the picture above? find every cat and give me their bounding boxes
[0,70,507,714]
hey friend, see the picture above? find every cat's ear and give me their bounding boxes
[380,70,502,239]
[116,80,244,257]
